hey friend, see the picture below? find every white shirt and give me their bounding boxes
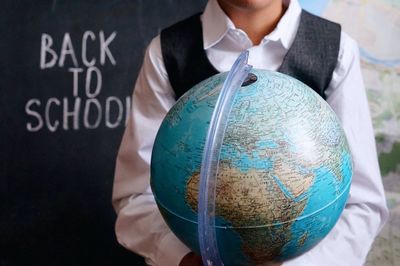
[112,0,389,265]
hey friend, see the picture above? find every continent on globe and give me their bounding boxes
[151,69,353,266]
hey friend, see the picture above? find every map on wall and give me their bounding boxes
[299,0,400,265]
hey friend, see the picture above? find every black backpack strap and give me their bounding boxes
[278,11,341,99]
[161,13,219,100]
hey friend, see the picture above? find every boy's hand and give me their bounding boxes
[179,252,283,266]
[179,252,203,266]
[265,262,283,266]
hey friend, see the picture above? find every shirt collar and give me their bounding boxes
[201,0,233,49]
[201,0,302,50]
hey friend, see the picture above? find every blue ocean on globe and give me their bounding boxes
[151,69,352,265]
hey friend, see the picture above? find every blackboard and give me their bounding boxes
[0,1,206,265]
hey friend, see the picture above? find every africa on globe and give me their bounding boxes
[150,68,353,265]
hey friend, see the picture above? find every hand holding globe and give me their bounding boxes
[179,252,283,266]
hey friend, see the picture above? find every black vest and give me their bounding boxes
[161,11,341,100]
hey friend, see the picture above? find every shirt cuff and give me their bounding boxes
[153,231,191,266]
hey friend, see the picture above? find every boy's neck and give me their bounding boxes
[217,0,286,45]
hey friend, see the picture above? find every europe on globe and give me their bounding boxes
[150,69,353,265]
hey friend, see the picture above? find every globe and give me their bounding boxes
[150,69,353,265]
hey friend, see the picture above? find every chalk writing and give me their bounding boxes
[26,30,130,132]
